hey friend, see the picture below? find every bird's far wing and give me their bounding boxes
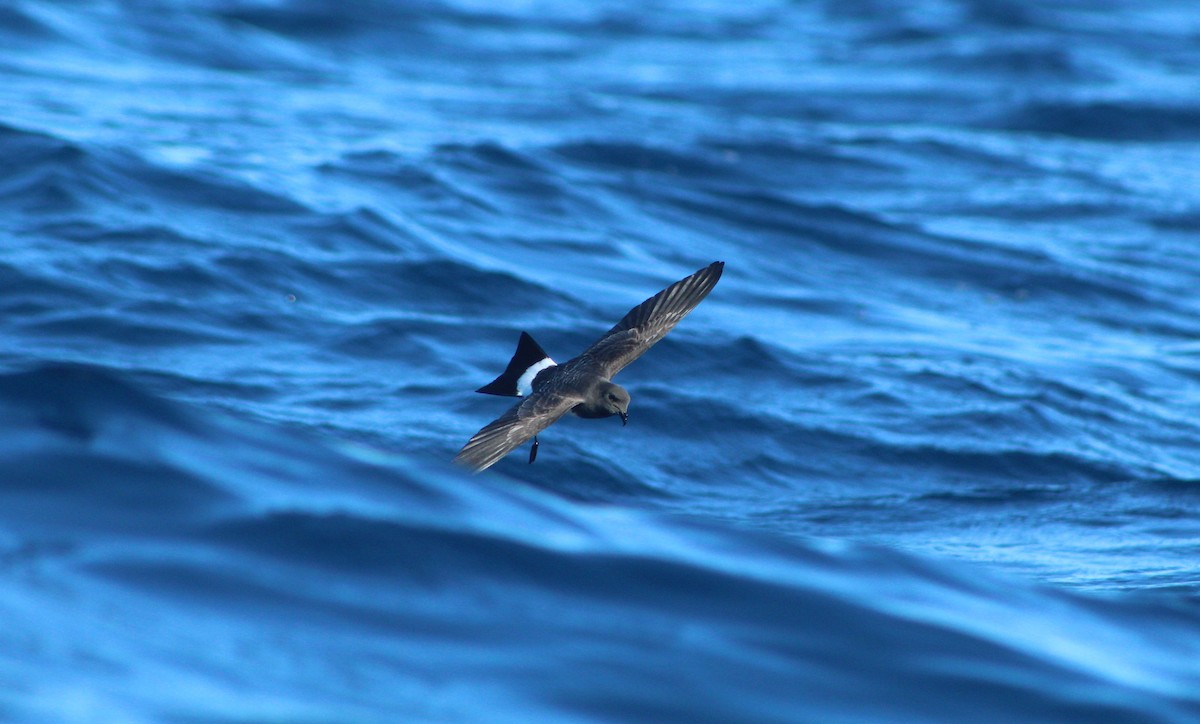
[453,391,581,472]
[578,261,723,378]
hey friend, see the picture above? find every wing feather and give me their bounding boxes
[453,391,580,472]
[577,261,723,377]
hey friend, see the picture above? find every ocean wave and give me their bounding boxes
[6,0,1200,719]
[0,122,305,224]
[1002,101,1200,142]
[3,366,1198,721]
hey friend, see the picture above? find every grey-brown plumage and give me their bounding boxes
[454,261,724,472]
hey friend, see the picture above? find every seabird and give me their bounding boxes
[454,261,724,472]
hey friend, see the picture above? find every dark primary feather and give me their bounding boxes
[453,391,581,471]
[579,261,724,378]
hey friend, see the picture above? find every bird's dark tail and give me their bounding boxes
[476,331,556,397]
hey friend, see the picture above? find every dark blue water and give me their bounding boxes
[4,1,1200,720]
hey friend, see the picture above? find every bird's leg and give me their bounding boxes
[529,435,539,464]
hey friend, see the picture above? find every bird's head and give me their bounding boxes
[599,381,630,425]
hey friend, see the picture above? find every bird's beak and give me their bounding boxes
[619,411,628,426]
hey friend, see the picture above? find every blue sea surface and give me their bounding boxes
[4,0,1200,720]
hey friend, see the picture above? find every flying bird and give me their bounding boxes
[454,261,724,472]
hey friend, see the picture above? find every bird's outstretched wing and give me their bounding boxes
[576,261,723,378]
[454,391,581,472]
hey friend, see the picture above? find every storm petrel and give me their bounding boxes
[454,261,724,472]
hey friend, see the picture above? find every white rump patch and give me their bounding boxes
[517,357,556,396]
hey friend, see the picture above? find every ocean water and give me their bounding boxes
[4,0,1200,720]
